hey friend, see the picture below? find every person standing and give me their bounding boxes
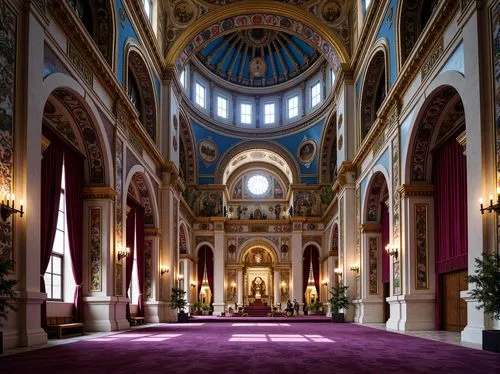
[293,299,299,316]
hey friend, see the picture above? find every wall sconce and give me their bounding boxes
[350,265,360,273]
[385,244,398,260]
[160,267,169,276]
[334,268,342,276]
[321,279,328,286]
[479,188,500,214]
[0,192,24,221]
[117,247,130,261]
[190,282,196,288]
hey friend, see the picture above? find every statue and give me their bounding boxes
[251,277,266,299]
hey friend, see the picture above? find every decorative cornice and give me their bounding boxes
[83,187,116,200]
[144,228,161,237]
[361,223,382,233]
[398,184,434,199]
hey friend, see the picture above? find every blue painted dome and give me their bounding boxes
[196,29,320,87]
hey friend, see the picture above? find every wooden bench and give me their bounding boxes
[130,316,145,326]
[46,317,84,339]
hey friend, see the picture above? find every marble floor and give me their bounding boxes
[359,323,482,350]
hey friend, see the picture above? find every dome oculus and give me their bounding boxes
[247,175,270,196]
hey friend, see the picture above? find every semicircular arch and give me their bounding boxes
[238,239,279,265]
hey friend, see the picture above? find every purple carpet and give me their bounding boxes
[1,323,499,373]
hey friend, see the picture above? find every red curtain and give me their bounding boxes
[197,247,205,299]
[433,133,468,328]
[433,135,468,274]
[136,205,145,317]
[40,132,64,328]
[381,202,390,283]
[311,247,320,296]
[64,149,85,323]
[125,199,136,321]
[302,248,310,297]
[206,247,214,304]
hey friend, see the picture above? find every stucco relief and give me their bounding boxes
[415,204,428,290]
[116,138,123,249]
[144,239,153,300]
[89,207,102,292]
[368,237,378,295]
[132,173,154,226]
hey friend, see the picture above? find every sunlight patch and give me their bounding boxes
[132,337,170,342]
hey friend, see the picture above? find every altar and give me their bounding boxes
[245,267,272,306]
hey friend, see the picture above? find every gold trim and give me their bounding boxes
[456,130,466,155]
[83,187,117,200]
[144,227,161,237]
[41,135,51,154]
[398,184,434,199]
[361,223,382,233]
[88,206,103,292]
[165,1,350,66]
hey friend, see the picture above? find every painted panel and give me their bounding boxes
[115,263,123,296]
[0,0,16,263]
[368,237,378,295]
[144,239,153,300]
[115,137,123,250]
[415,204,428,289]
[393,260,401,295]
[89,207,102,292]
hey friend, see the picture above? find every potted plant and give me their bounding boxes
[0,259,17,354]
[201,303,211,315]
[193,301,203,315]
[170,287,188,323]
[468,252,500,353]
[328,284,349,323]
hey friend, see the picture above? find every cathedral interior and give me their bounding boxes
[0,0,500,369]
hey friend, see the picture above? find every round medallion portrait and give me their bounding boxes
[199,139,218,164]
[297,139,317,165]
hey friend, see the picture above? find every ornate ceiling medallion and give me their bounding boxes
[199,138,218,166]
[297,137,317,168]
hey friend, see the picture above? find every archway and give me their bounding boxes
[358,171,390,323]
[319,112,337,184]
[197,245,214,306]
[360,49,387,141]
[408,85,467,332]
[302,245,320,309]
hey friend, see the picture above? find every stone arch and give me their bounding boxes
[238,239,279,265]
[215,141,300,185]
[166,3,350,70]
[125,43,158,141]
[406,85,465,184]
[362,169,390,224]
[178,111,197,184]
[397,0,439,67]
[319,111,337,183]
[179,222,190,254]
[41,73,113,187]
[195,241,215,254]
[359,44,388,141]
[124,165,160,227]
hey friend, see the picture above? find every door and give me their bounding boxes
[442,269,468,332]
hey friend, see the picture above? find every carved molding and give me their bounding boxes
[83,187,116,200]
[398,184,434,199]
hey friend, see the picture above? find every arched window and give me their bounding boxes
[360,50,386,141]
[69,0,114,66]
[399,0,439,66]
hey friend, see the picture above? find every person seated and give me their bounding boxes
[285,299,294,317]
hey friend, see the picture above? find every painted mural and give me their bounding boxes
[297,139,317,167]
[198,191,223,217]
[115,263,123,296]
[368,237,378,295]
[89,207,102,292]
[115,138,123,250]
[293,191,321,216]
[415,204,428,289]
[391,135,400,243]
[393,261,401,296]
[144,239,153,300]
[226,269,237,303]
[0,0,16,263]
[280,269,290,302]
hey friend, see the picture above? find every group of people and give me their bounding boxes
[285,299,300,317]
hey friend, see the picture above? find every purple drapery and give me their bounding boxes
[40,132,64,328]
[136,205,145,317]
[381,202,390,283]
[125,199,136,321]
[207,247,214,304]
[302,249,310,297]
[312,247,320,296]
[197,247,205,299]
[432,133,468,328]
[64,149,85,323]
[433,135,468,274]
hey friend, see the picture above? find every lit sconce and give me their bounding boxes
[190,282,196,288]
[479,187,500,214]
[321,279,328,286]
[385,243,398,260]
[160,267,169,276]
[280,281,287,293]
[117,247,130,261]
[350,265,360,273]
[230,281,237,290]
[334,268,342,276]
[0,192,24,221]
[178,274,184,281]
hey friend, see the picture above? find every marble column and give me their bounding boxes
[212,220,225,315]
[291,219,304,306]
[237,268,244,306]
[273,270,280,307]
[143,229,163,323]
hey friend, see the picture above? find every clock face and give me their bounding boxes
[249,57,267,78]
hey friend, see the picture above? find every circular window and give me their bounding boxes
[247,175,269,196]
